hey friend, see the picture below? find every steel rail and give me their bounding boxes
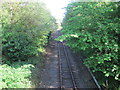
[57,41,63,89]
[80,57,101,90]
[57,30,100,89]
[61,42,78,90]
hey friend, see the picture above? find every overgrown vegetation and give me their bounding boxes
[0,63,34,88]
[2,2,56,63]
[0,1,57,88]
[58,2,120,89]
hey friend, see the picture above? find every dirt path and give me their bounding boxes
[38,31,59,88]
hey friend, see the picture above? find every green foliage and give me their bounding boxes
[2,32,38,63]
[58,2,120,88]
[0,62,34,88]
[1,1,57,63]
[0,1,57,88]
[1,49,45,88]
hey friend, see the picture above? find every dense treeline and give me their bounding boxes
[1,2,57,63]
[0,1,57,88]
[58,2,120,88]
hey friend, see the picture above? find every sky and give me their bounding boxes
[42,0,71,21]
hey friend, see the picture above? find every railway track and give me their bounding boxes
[58,41,77,89]
[57,30,101,89]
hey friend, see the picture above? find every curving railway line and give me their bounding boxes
[57,30,101,89]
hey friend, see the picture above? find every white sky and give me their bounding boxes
[42,0,71,21]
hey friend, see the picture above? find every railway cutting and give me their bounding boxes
[39,30,101,89]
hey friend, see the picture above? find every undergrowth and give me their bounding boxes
[0,51,45,88]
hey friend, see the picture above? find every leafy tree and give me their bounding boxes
[1,1,57,63]
[58,2,120,88]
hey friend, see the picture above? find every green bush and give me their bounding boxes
[0,1,57,88]
[58,2,120,88]
[0,63,34,88]
[1,2,57,63]
[2,32,38,63]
